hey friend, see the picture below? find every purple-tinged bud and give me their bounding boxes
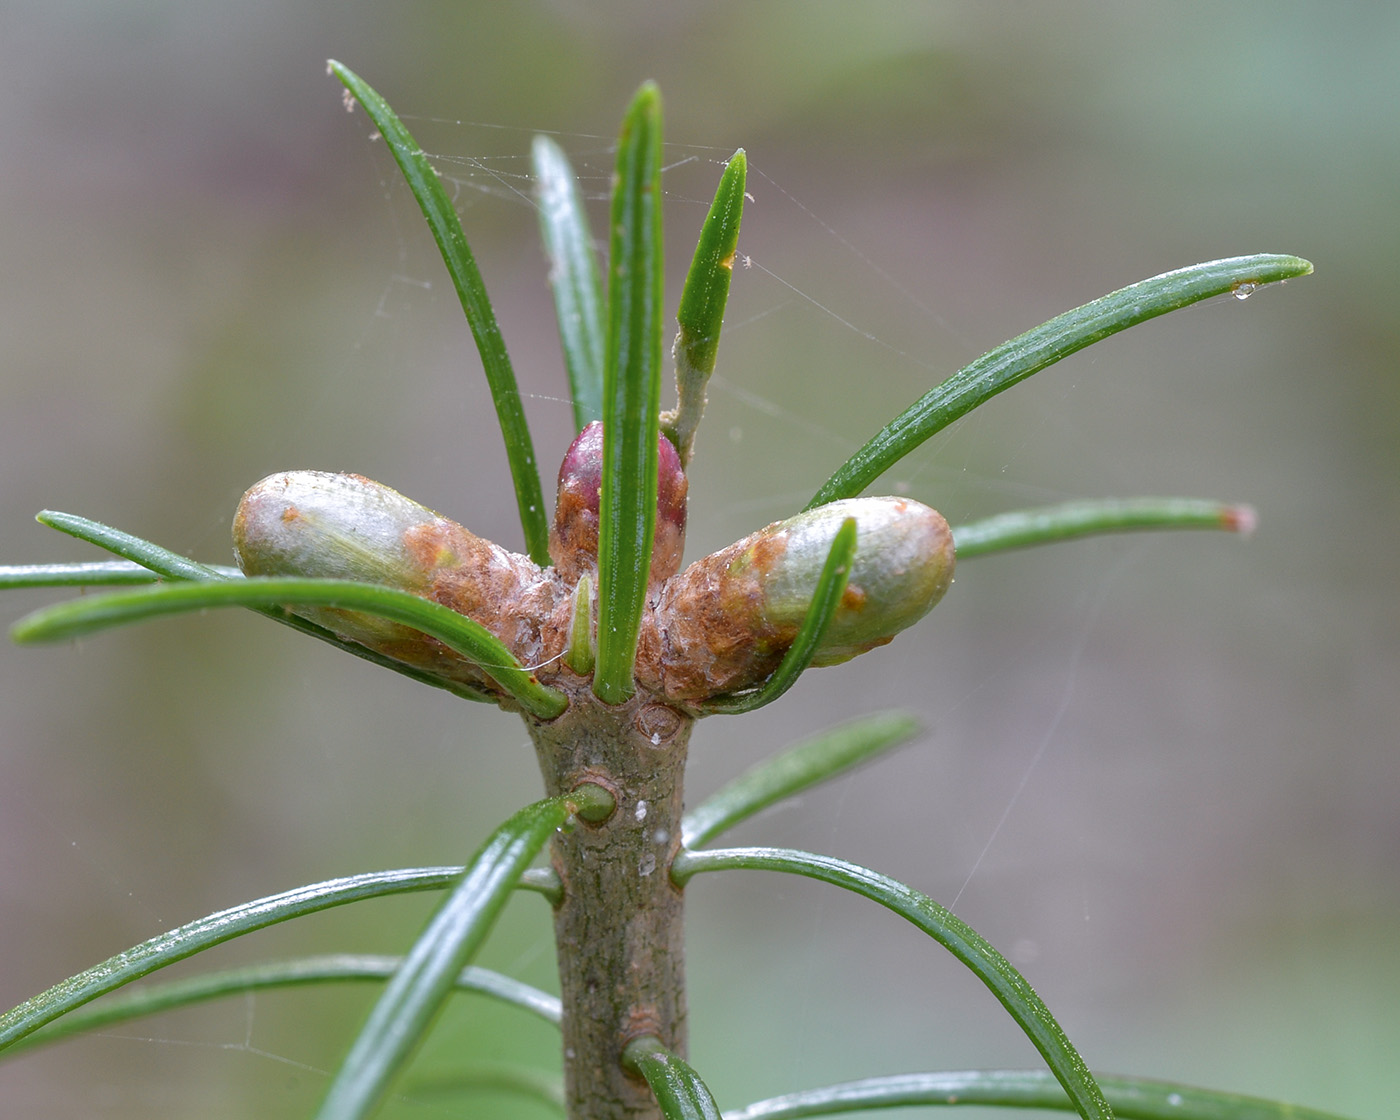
[233,471,565,690]
[654,434,688,583]
[548,421,688,585]
[642,497,954,701]
[548,423,603,583]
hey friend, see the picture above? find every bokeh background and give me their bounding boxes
[2,4,1396,1117]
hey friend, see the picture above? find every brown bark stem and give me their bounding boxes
[525,678,694,1120]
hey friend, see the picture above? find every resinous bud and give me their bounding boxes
[647,497,954,700]
[233,471,558,684]
[549,420,688,585]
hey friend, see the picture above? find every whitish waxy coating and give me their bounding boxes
[640,497,955,701]
[233,471,441,592]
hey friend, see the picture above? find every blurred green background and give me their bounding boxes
[2,3,1396,1118]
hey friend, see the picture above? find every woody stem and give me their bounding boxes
[525,679,694,1120]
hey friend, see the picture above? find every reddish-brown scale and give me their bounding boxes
[636,530,794,701]
[405,521,524,621]
[840,583,868,612]
[401,519,573,677]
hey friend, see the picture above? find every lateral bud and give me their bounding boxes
[232,471,561,693]
[646,497,954,700]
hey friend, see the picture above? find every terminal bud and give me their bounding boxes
[549,421,687,585]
